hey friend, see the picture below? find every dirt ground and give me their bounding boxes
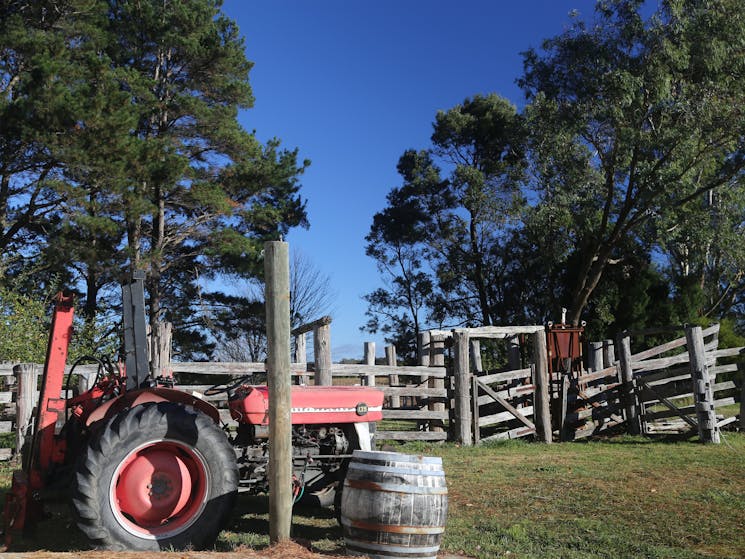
[1,541,471,559]
[2,545,473,558]
[2,541,335,559]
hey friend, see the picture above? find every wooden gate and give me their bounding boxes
[559,364,625,440]
[472,367,537,442]
[629,324,739,436]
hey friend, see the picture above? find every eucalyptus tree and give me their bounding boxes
[0,1,94,275]
[95,0,309,341]
[364,94,527,348]
[520,0,745,325]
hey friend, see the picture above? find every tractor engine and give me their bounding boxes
[226,385,384,500]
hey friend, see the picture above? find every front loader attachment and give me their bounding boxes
[2,293,74,548]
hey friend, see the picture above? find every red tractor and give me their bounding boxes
[4,276,384,551]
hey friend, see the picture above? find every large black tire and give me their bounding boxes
[72,402,238,551]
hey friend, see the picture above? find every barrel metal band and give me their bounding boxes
[345,539,442,555]
[342,518,445,535]
[344,478,448,495]
[347,462,446,477]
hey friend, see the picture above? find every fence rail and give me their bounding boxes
[1,321,742,459]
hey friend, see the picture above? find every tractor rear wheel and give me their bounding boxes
[72,402,238,551]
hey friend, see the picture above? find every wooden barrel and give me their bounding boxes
[341,450,448,559]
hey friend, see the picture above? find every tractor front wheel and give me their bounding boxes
[73,402,237,551]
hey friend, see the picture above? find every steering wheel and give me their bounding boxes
[203,374,253,397]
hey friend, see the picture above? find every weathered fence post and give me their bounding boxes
[685,326,720,444]
[313,319,332,386]
[264,240,292,542]
[469,339,483,373]
[14,363,38,463]
[507,335,521,371]
[385,345,400,408]
[77,371,98,393]
[532,330,552,443]
[740,349,745,433]
[603,339,615,368]
[293,332,308,384]
[452,330,472,445]
[363,342,376,386]
[588,341,603,372]
[617,334,641,435]
[149,321,172,377]
[418,331,431,367]
[430,334,446,433]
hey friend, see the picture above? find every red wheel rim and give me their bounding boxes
[110,440,209,538]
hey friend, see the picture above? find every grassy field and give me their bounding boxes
[2,433,744,558]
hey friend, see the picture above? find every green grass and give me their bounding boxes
[2,433,745,558]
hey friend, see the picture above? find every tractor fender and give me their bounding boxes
[85,387,221,428]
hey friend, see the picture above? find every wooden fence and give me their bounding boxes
[2,321,742,459]
[562,324,743,442]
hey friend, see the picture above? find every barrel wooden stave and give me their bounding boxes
[341,450,448,559]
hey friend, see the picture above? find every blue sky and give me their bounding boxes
[222,0,600,360]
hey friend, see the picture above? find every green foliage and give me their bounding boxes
[0,0,310,359]
[520,0,745,326]
[366,0,745,346]
[0,288,49,362]
[363,94,527,346]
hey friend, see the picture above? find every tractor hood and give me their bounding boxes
[228,385,384,425]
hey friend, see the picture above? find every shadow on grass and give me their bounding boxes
[216,494,345,555]
[3,494,344,554]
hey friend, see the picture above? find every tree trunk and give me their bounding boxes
[567,243,613,325]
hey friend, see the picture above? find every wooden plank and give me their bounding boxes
[476,379,535,430]
[478,368,532,385]
[630,335,687,362]
[641,381,735,403]
[173,362,270,374]
[710,363,739,377]
[575,388,624,424]
[716,416,737,429]
[380,387,448,397]
[708,347,745,360]
[476,384,534,407]
[701,323,721,339]
[631,352,689,372]
[382,410,450,420]
[577,365,618,385]
[567,383,621,401]
[330,364,448,379]
[0,448,12,461]
[639,381,698,428]
[571,418,624,439]
[478,406,534,428]
[644,419,695,434]
[566,399,623,423]
[291,315,332,336]
[638,365,690,384]
[644,398,736,421]
[479,426,536,443]
[472,375,480,444]
[375,431,448,442]
[453,325,545,338]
